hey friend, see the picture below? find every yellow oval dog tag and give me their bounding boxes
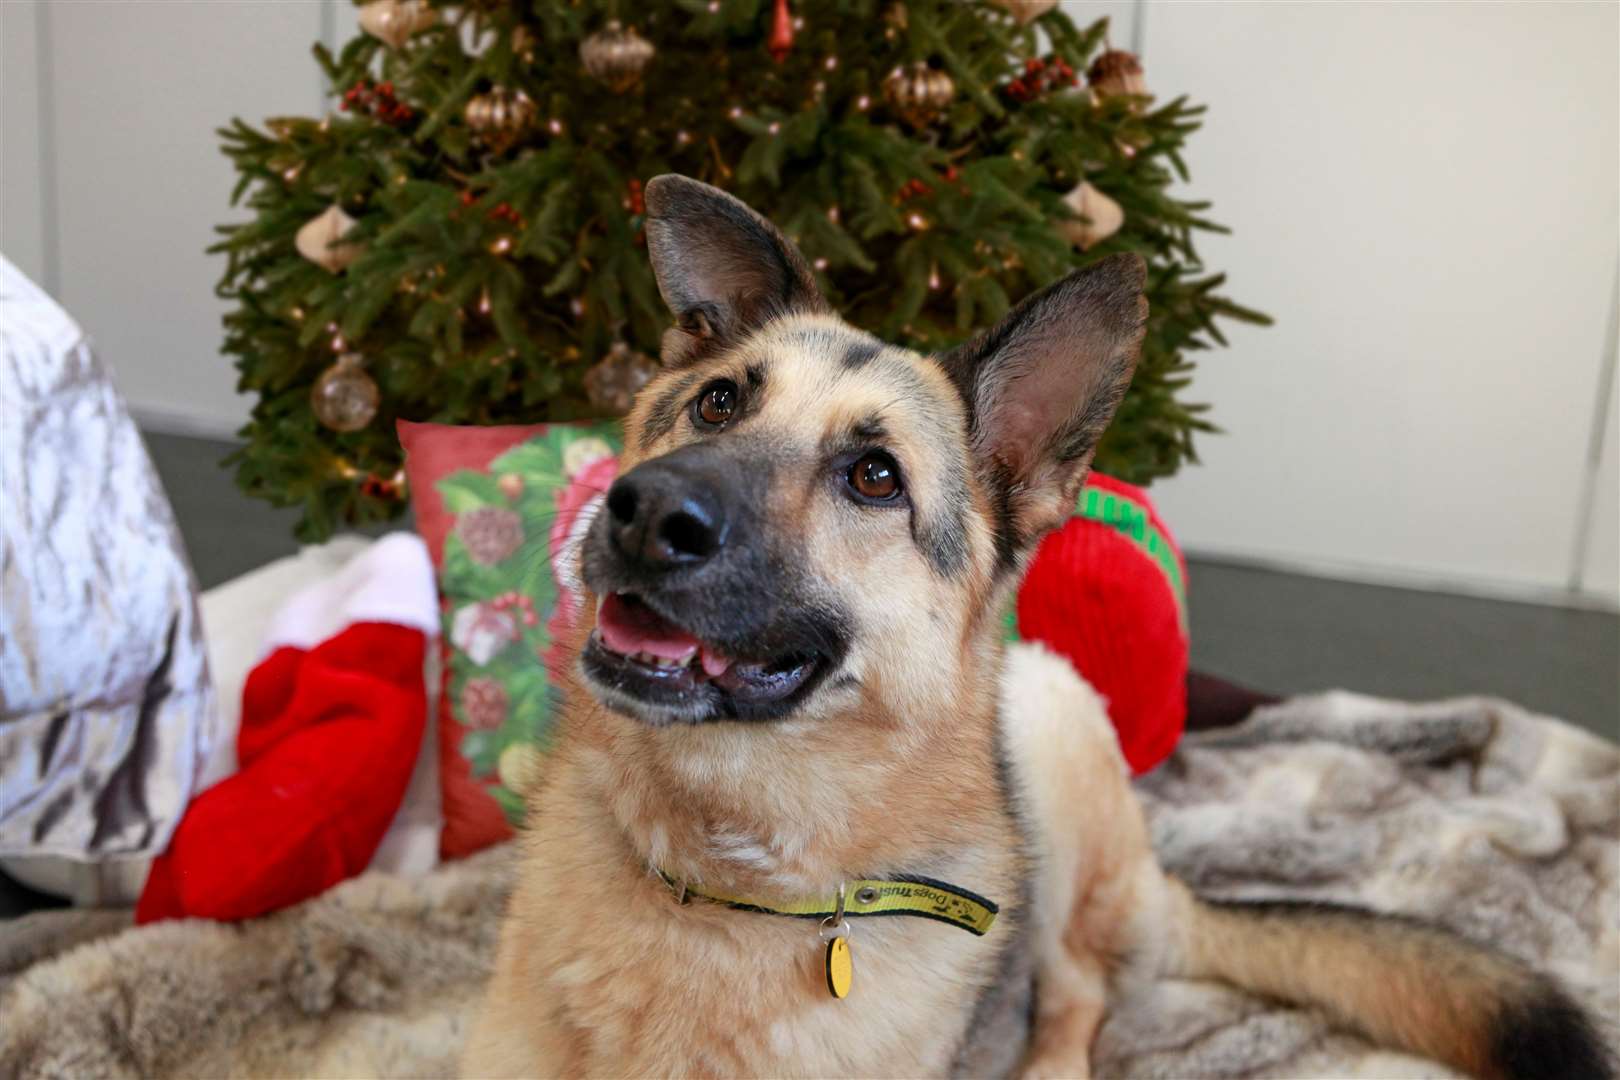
[825,936,853,999]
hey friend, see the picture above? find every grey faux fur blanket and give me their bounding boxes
[3,692,1616,1079]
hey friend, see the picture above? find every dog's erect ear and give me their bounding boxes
[643,175,826,366]
[939,253,1147,566]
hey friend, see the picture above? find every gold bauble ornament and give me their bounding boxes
[579,21,655,94]
[358,0,436,49]
[991,0,1058,24]
[1057,182,1125,250]
[295,204,363,273]
[584,341,660,416]
[464,86,538,154]
[310,353,380,432]
[882,62,955,129]
[1087,49,1148,98]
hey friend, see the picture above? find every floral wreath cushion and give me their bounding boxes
[398,419,620,857]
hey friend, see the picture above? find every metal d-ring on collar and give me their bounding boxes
[818,882,851,942]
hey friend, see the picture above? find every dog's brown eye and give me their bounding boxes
[696,381,737,426]
[849,452,900,501]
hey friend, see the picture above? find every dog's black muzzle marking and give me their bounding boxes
[581,442,851,724]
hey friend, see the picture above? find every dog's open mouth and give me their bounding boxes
[581,592,823,722]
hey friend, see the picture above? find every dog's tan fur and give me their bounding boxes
[466,178,1607,1080]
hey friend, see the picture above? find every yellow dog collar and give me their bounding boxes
[655,869,999,937]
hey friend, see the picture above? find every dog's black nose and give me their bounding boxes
[605,453,728,571]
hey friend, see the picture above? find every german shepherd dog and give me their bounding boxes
[466,175,1609,1079]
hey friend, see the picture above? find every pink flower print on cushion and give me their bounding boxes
[449,601,519,666]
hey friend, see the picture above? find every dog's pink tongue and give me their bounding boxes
[699,646,731,678]
[597,593,699,662]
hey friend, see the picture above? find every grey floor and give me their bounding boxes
[144,431,1618,739]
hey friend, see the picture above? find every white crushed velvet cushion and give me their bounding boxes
[0,255,216,871]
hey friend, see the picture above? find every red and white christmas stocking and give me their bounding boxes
[137,534,439,923]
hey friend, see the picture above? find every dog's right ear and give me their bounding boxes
[643,175,826,366]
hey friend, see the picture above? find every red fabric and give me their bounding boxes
[135,622,427,923]
[398,420,542,859]
[398,419,548,565]
[1016,475,1188,774]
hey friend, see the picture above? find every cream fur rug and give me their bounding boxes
[3,692,1616,1079]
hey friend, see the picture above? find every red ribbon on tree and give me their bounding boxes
[767,0,794,63]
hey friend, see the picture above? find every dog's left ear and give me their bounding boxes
[939,253,1147,565]
[643,174,826,366]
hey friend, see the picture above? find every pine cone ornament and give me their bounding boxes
[580,21,655,93]
[459,676,509,730]
[1088,49,1148,98]
[456,506,524,565]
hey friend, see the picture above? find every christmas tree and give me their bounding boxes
[214,0,1268,540]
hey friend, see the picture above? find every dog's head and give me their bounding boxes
[580,175,1145,728]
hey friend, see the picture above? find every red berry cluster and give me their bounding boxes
[625,178,648,245]
[897,178,932,201]
[896,165,964,203]
[360,473,401,500]
[341,80,414,126]
[491,591,540,628]
[453,191,526,227]
[1004,56,1078,104]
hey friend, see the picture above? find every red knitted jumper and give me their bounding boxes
[1012,473,1189,774]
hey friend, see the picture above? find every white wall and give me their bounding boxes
[1129,0,1619,606]
[1579,287,1618,597]
[1,1,48,285]
[1,0,325,433]
[2,0,1615,607]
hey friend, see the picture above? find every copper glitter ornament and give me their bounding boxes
[310,354,380,432]
[882,62,955,129]
[1087,49,1148,99]
[584,341,660,415]
[579,21,655,94]
[464,86,538,154]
